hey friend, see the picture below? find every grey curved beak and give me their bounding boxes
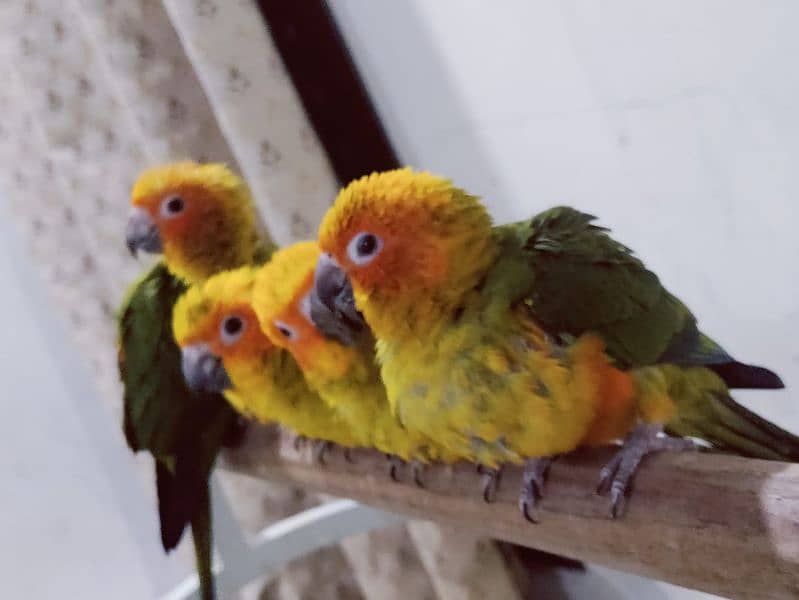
[181,343,232,393]
[126,207,162,257]
[311,253,366,345]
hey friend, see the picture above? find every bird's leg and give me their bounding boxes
[387,455,405,482]
[410,460,426,488]
[312,440,333,465]
[518,456,554,523]
[342,446,356,463]
[597,423,698,518]
[293,434,309,452]
[479,465,503,503]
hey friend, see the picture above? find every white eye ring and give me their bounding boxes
[220,315,246,346]
[346,232,383,266]
[298,293,314,326]
[160,195,185,218]
[274,319,298,342]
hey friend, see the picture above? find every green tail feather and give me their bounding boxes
[697,392,799,461]
[666,372,799,461]
[191,483,216,600]
[155,461,190,551]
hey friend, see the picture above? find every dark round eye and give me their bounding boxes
[346,232,383,265]
[220,315,245,345]
[160,195,185,218]
[357,234,377,256]
[224,317,242,336]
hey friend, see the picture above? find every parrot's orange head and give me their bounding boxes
[253,242,356,379]
[127,162,261,284]
[173,267,274,393]
[316,168,497,338]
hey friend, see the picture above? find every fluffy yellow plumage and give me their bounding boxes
[252,241,450,462]
[172,267,358,447]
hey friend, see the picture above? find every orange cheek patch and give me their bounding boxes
[331,210,450,291]
[220,307,273,360]
[140,183,224,243]
[223,328,273,362]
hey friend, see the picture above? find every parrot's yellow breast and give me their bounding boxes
[300,350,445,462]
[377,315,610,468]
[223,349,359,447]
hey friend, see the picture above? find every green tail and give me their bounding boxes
[191,483,216,600]
[665,368,799,461]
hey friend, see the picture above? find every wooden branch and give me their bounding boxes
[221,425,799,600]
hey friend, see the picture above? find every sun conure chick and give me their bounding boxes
[250,241,457,482]
[172,267,362,457]
[314,168,794,519]
[120,161,274,598]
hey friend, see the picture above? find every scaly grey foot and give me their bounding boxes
[410,460,426,488]
[597,423,698,518]
[387,455,405,482]
[519,457,554,523]
[312,440,333,465]
[479,466,503,503]
[293,434,309,451]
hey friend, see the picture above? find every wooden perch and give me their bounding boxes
[221,425,799,600]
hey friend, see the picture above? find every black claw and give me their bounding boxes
[520,497,539,523]
[343,447,355,463]
[518,457,553,523]
[387,456,403,482]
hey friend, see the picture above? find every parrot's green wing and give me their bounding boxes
[119,261,192,456]
[497,207,782,388]
[118,261,240,599]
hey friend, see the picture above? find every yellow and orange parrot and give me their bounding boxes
[313,168,793,519]
[120,162,273,597]
[172,266,360,455]
[251,241,454,482]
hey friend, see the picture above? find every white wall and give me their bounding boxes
[329,1,799,598]
[0,206,187,598]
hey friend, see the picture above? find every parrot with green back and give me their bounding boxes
[251,241,456,482]
[120,161,274,598]
[314,168,792,519]
[171,266,362,454]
